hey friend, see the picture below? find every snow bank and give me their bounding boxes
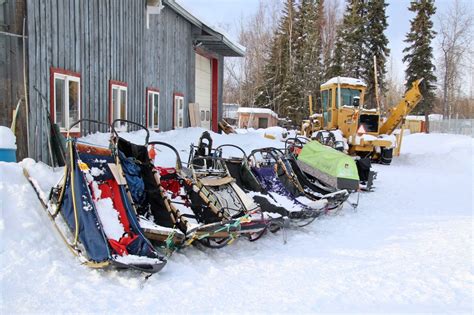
[0,126,16,149]
[81,127,289,167]
[1,130,472,313]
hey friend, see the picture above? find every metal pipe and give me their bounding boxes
[0,30,28,38]
[22,17,30,157]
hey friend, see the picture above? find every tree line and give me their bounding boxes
[224,0,473,126]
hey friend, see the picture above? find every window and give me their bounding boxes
[258,117,268,129]
[109,81,127,129]
[321,89,332,126]
[336,88,362,107]
[205,110,210,121]
[174,94,184,129]
[359,114,379,133]
[147,88,160,129]
[51,68,81,132]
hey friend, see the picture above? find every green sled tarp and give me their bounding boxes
[296,141,359,191]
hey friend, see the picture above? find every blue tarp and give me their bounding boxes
[61,159,110,262]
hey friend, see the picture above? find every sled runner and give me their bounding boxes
[24,120,166,273]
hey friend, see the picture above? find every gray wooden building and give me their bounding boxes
[0,0,244,163]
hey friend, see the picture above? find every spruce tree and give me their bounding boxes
[330,0,367,79]
[293,0,324,121]
[364,0,390,109]
[402,0,437,119]
[326,28,345,79]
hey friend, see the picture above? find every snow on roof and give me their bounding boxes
[237,107,278,118]
[321,77,367,88]
[165,0,246,56]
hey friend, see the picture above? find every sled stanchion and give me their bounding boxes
[69,141,80,247]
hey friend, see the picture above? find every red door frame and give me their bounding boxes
[211,58,219,132]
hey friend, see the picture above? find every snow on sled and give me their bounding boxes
[218,144,320,227]
[111,120,243,249]
[186,131,273,242]
[286,137,374,192]
[24,120,166,274]
[234,146,334,226]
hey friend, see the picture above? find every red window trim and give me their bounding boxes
[173,92,184,129]
[50,67,81,135]
[108,80,128,124]
[211,58,219,132]
[146,87,160,130]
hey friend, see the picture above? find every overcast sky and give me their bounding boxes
[178,0,469,82]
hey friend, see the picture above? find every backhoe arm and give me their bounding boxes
[379,79,424,135]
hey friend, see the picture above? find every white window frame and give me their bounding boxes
[174,94,185,129]
[53,72,81,132]
[147,89,160,130]
[110,83,127,130]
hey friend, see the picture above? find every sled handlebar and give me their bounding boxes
[284,136,309,152]
[111,119,150,145]
[215,144,248,159]
[148,141,183,170]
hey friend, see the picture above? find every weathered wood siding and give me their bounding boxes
[27,0,149,162]
[26,0,227,163]
[145,7,194,130]
[0,0,28,159]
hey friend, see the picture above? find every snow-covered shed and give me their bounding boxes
[237,107,279,129]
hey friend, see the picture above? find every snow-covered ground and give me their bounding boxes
[0,129,472,313]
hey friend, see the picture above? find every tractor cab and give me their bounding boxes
[320,77,380,137]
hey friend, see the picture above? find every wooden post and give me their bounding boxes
[373,55,380,111]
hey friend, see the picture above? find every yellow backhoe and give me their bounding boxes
[301,77,423,164]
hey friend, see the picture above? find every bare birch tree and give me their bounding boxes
[223,0,281,105]
[437,0,473,119]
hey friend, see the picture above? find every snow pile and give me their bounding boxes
[236,126,297,142]
[0,131,472,313]
[81,127,290,167]
[0,126,16,149]
[20,158,64,199]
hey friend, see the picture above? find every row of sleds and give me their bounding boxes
[24,119,373,275]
